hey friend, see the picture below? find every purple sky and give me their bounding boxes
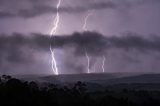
[0,0,160,75]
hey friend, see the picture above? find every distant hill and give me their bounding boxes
[11,73,160,91]
[105,74,160,84]
[14,73,160,84]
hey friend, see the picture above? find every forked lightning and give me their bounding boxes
[49,0,61,75]
[82,10,94,73]
[102,56,106,73]
[85,49,90,73]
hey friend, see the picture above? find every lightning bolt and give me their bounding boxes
[82,10,94,31]
[82,0,107,74]
[85,49,90,74]
[82,0,97,31]
[82,10,94,74]
[102,56,106,73]
[49,0,61,75]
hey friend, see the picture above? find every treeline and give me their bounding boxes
[0,75,160,106]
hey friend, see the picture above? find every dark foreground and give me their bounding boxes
[1,75,160,106]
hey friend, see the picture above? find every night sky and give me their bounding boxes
[0,0,160,75]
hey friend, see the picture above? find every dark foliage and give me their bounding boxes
[0,75,160,106]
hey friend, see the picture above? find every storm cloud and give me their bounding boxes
[1,32,160,59]
[0,0,115,18]
[1,0,160,18]
[1,32,160,74]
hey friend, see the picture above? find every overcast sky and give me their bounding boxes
[0,0,160,75]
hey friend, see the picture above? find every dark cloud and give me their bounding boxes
[1,0,160,19]
[0,1,116,18]
[0,32,106,59]
[0,31,160,74]
[1,32,160,60]
[107,34,160,52]
[0,33,33,63]
[0,11,15,18]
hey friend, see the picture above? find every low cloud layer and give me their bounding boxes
[0,32,160,61]
[1,32,160,74]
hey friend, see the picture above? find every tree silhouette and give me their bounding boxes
[0,75,160,106]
